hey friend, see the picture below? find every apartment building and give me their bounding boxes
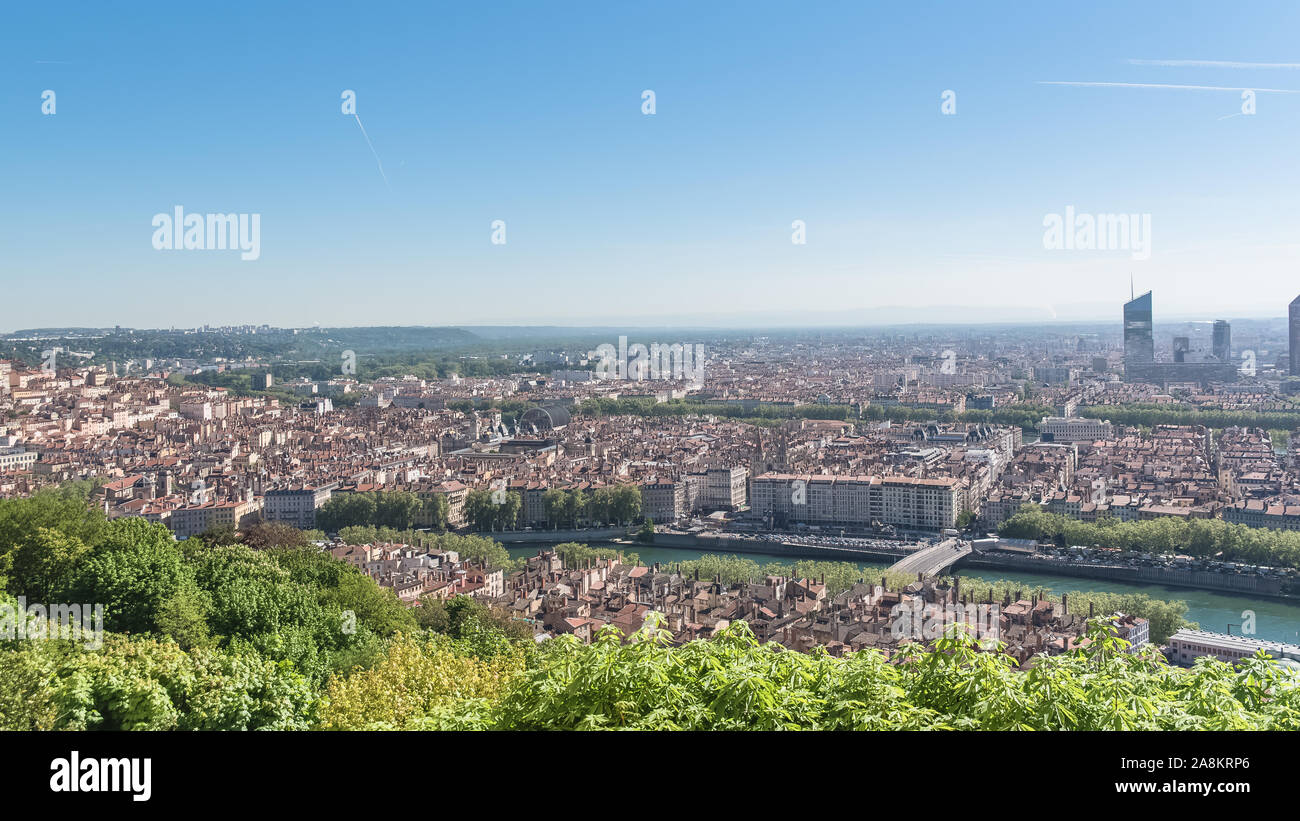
[441,481,469,527]
[640,478,686,523]
[0,448,38,472]
[982,490,1036,525]
[1223,499,1300,531]
[752,473,962,531]
[263,483,335,530]
[424,480,469,528]
[878,476,962,530]
[169,498,261,539]
[704,466,749,510]
[1111,612,1150,650]
[521,483,548,528]
[178,400,213,421]
[1038,416,1113,444]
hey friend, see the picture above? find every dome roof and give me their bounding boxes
[520,403,571,431]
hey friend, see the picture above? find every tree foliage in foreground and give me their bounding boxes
[314,617,1300,731]
[0,632,315,730]
[5,603,1295,730]
[318,633,522,731]
[493,618,1300,730]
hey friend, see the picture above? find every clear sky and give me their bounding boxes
[4,0,1300,329]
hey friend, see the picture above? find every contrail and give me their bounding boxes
[1040,81,1300,93]
[1127,59,1300,70]
[352,113,390,190]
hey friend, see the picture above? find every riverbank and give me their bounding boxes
[632,531,1298,602]
[487,526,629,544]
[504,541,1300,644]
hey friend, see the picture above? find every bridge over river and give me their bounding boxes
[889,538,972,578]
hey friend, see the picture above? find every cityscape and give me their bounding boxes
[5,291,1300,698]
[4,0,1298,802]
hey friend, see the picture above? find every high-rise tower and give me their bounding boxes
[1291,295,1300,376]
[1211,320,1231,363]
[1123,290,1154,368]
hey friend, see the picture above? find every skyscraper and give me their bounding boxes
[1212,320,1231,363]
[1291,295,1300,376]
[1123,290,1154,368]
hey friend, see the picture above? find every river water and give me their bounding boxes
[506,543,1300,644]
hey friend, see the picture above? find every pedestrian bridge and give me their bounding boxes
[888,538,972,578]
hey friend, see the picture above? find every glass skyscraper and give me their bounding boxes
[1211,320,1231,363]
[1123,290,1154,367]
[1290,295,1300,376]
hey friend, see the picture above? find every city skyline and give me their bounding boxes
[2,293,1298,336]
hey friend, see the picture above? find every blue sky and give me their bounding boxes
[3,0,1300,329]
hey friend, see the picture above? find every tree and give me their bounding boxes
[422,494,449,532]
[564,489,586,529]
[494,491,522,532]
[464,490,495,532]
[197,524,240,547]
[552,541,636,568]
[589,487,613,526]
[542,488,567,530]
[337,524,379,545]
[610,485,642,525]
[375,491,422,530]
[316,493,378,532]
[65,517,188,634]
[996,506,1300,569]
[8,527,92,603]
[317,633,519,730]
[0,490,106,598]
[241,521,309,550]
[156,579,215,650]
[315,565,418,638]
[637,518,655,543]
[490,617,1300,731]
[413,595,450,632]
[431,533,514,570]
[0,635,316,731]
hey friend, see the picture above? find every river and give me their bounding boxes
[506,542,1300,644]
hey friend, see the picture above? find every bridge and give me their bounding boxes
[888,538,972,578]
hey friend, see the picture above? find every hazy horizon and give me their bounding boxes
[2,299,1294,338]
